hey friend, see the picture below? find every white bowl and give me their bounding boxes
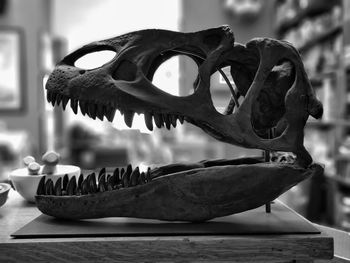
[9,165,80,203]
[0,183,11,207]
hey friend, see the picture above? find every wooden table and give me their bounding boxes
[0,190,349,262]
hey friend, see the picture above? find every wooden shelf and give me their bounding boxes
[306,120,334,129]
[276,0,350,238]
[334,154,350,161]
[276,3,339,36]
[299,25,343,53]
[310,70,338,86]
[310,70,337,80]
[306,119,350,129]
[331,175,350,189]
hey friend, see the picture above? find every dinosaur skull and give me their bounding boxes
[37,26,324,221]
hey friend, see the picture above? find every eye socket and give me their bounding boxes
[251,59,295,139]
[74,50,116,70]
[210,66,241,115]
[152,55,197,97]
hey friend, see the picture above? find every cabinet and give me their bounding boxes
[275,0,350,230]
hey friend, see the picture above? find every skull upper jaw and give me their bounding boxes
[46,27,322,165]
[46,58,246,143]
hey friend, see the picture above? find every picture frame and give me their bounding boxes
[0,27,25,112]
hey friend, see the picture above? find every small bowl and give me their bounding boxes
[0,183,11,207]
[9,165,80,203]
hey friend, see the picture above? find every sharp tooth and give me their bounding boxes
[130,167,140,186]
[54,177,62,196]
[98,174,106,192]
[62,174,69,191]
[120,108,125,116]
[124,110,135,128]
[144,112,153,131]
[85,173,91,183]
[71,99,78,114]
[88,173,97,193]
[90,171,96,180]
[113,172,119,186]
[139,172,146,185]
[46,91,52,103]
[107,176,114,191]
[122,173,129,188]
[163,114,171,129]
[96,104,104,121]
[98,168,106,181]
[51,93,58,106]
[66,176,77,195]
[88,103,97,119]
[77,173,84,188]
[113,167,119,179]
[105,106,116,122]
[178,115,184,124]
[56,94,63,106]
[122,164,132,188]
[154,114,163,128]
[45,179,54,195]
[146,167,152,182]
[36,176,46,195]
[112,168,120,187]
[98,182,106,192]
[170,115,177,127]
[81,178,89,195]
[62,96,69,110]
[79,101,87,115]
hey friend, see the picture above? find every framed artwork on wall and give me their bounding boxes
[0,27,25,111]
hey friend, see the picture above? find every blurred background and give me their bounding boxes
[0,0,349,230]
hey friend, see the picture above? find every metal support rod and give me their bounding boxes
[172,48,240,110]
[217,68,240,108]
[265,128,275,214]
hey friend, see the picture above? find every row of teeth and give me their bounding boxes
[37,165,152,196]
[46,91,185,130]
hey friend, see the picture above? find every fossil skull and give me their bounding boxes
[37,26,323,221]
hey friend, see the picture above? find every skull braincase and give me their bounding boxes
[46,26,322,167]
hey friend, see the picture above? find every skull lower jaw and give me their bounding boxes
[35,159,323,222]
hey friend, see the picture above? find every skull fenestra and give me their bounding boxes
[37,26,323,222]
